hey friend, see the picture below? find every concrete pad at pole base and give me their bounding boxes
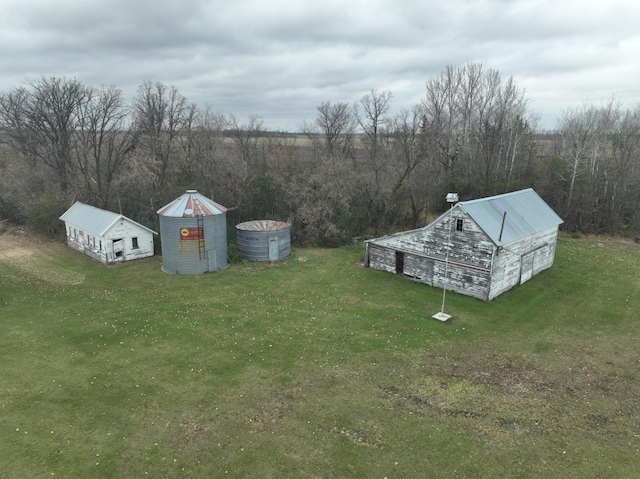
[432,312,452,321]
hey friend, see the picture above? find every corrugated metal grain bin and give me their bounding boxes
[236,220,291,262]
[157,190,227,274]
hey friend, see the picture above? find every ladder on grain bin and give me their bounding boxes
[196,215,205,260]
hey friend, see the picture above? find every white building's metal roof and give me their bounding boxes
[157,190,227,217]
[368,188,563,247]
[458,188,563,246]
[59,202,157,236]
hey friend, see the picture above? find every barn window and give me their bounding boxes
[456,218,464,231]
[132,237,139,249]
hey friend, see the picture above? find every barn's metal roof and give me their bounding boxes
[157,190,227,217]
[367,188,563,248]
[59,202,157,236]
[458,188,563,246]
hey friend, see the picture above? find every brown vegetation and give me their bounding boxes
[1,66,639,245]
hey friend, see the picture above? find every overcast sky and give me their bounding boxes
[1,0,639,131]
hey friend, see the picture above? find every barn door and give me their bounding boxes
[268,236,279,261]
[395,251,404,274]
[520,251,534,283]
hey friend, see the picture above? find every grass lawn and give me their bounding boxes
[0,231,639,478]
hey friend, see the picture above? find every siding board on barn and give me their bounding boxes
[366,244,396,273]
[365,189,563,301]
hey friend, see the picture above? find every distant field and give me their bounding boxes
[0,231,639,478]
[220,132,367,149]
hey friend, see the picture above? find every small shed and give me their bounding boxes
[157,190,227,275]
[236,220,291,262]
[365,188,564,300]
[59,202,156,264]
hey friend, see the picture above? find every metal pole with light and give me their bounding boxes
[433,192,458,322]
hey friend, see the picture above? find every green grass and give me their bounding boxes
[1,233,639,478]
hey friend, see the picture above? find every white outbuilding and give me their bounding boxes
[60,202,157,264]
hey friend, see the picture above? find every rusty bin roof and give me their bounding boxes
[157,190,227,217]
[236,220,290,232]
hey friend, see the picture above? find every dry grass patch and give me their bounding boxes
[0,230,84,285]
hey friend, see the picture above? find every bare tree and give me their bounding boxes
[178,105,226,191]
[224,114,266,214]
[355,89,392,153]
[74,85,137,209]
[557,103,607,214]
[609,106,640,231]
[292,101,360,243]
[307,101,356,165]
[556,98,640,232]
[354,89,393,224]
[133,81,189,192]
[387,106,430,227]
[421,64,463,184]
[420,63,533,197]
[0,76,92,193]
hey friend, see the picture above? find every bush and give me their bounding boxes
[26,199,67,239]
[226,242,244,264]
[0,197,26,225]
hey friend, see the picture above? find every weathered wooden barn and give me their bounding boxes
[60,202,156,264]
[365,189,564,300]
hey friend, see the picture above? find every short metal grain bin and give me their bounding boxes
[236,220,291,262]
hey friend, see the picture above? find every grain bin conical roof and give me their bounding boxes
[157,190,227,217]
[236,220,290,231]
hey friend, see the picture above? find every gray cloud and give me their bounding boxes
[1,0,639,131]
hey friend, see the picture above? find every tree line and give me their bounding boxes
[1,63,639,245]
